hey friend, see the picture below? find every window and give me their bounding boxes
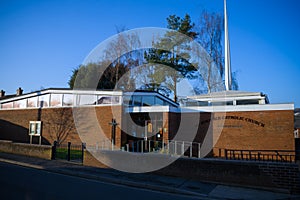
[123,96,131,106]
[79,95,96,105]
[97,96,120,105]
[142,96,154,106]
[13,99,27,108]
[155,97,163,106]
[38,94,50,107]
[63,94,74,106]
[236,100,259,105]
[133,96,142,106]
[27,96,38,108]
[50,94,62,107]
[2,102,13,109]
[29,121,42,136]
[211,101,233,106]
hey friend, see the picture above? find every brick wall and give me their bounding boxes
[0,106,123,147]
[259,163,300,193]
[0,107,295,156]
[155,158,300,194]
[0,140,52,160]
[212,110,295,152]
[80,150,300,194]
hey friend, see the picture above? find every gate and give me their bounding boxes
[52,141,85,163]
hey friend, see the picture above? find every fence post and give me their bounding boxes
[190,142,193,158]
[174,141,177,155]
[67,142,71,161]
[52,141,57,160]
[182,141,184,156]
[198,143,201,158]
[81,143,86,162]
[132,141,135,152]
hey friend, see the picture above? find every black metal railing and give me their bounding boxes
[52,141,85,163]
[217,148,297,163]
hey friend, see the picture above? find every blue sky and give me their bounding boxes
[0,0,300,107]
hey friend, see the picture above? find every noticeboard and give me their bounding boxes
[29,121,42,136]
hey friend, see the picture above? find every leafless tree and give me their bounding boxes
[46,108,75,145]
[195,11,225,93]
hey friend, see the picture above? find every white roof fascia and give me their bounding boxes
[180,103,294,113]
[190,95,266,103]
[0,89,123,104]
[125,106,179,113]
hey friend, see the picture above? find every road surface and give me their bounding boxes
[0,162,203,200]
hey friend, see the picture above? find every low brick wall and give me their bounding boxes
[156,158,300,194]
[83,150,109,168]
[0,140,52,160]
[82,151,300,194]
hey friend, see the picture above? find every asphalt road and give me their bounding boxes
[0,162,202,200]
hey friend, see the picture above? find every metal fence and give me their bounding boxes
[217,149,297,163]
[52,141,85,163]
[93,140,202,159]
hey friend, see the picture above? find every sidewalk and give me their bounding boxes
[0,152,298,200]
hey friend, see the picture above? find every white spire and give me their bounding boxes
[224,0,232,90]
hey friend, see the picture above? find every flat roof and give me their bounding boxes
[187,90,269,103]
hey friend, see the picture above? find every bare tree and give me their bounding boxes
[104,27,142,90]
[46,108,75,145]
[195,11,224,93]
[194,11,238,93]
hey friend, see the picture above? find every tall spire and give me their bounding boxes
[224,0,232,90]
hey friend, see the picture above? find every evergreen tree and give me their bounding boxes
[144,14,198,102]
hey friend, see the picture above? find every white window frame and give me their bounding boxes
[29,121,42,136]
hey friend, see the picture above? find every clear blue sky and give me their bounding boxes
[0,0,299,107]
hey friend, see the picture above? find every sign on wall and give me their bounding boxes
[29,121,42,136]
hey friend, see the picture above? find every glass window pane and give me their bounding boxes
[38,94,49,107]
[123,96,131,106]
[28,96,38,108]
[79,95,96,105]
[2,102,13,109]
[13,99,27,108]
[142,96,154,106]
[63,94,74,106]
[50,94,62,107]
[133,96,142,106]
[110,96,120,104]
[97,96,119,105]
[155,97,164,106]
[36,122,41,135]
[29,123,35,135]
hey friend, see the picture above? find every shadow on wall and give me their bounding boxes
[0,119,50,145]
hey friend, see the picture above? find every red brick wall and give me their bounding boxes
[212,110,295,152]
[156,158,300,194]
[0,106,123,147]
[0,107,294,153]
[164,110,294,157]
